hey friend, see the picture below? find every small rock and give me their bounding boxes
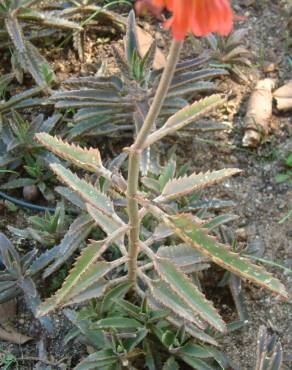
[235,227,248,242]
[262,62,277,73]
[23,185,40,202]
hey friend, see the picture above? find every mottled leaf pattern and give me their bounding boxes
[164,214,288,299]
[154,257,226,332]
[157,168,241,202]
[35,133,104,173]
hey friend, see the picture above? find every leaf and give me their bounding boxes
[203,214,239,231]
[164,214,288,299]
[86,202,125,237]
[50,164,114,216]
[159,160,176,190]
[143,95,226,148]
[162,357,179,370]
[157,244,209,273]
[170,68,228,89]
[24,41,56,88]
[37,259,110,316]
[37,227,127,315]
[157,168,241,202]
[35,133,104,173]
[150,280,206,329]
[41,214,94,278]
[64,308,106,348]
[154,258,226,332]
[125,10,139,64]
[5,15,25,54]
[74,349,118,370]
[100,282,131,315]
[1,177,35,189]
[93,317,142,330]
[0,87,41,113]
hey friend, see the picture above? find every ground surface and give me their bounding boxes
[0,1,291,369]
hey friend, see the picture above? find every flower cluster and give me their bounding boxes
[136,0,234,40]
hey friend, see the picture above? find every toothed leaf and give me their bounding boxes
[35,133,103,173]
[38,249,109,316]
[154,258,226,332]
[158,168,241,202]
[164,214,288,299]
[144,95,225,147]
[150,280,206,329]
[50,164,113,215]
[157,244,209,273]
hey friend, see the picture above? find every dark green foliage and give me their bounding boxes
[63,289,231,370]
[0,232,53,331]
[50,11,227,152]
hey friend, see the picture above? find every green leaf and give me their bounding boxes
[1,177,36,189]
[93,317,142,330]
[164,214,288,299]
[125,10,139,64]
[86,203,125,238]
[157,244,209,273]
[50,164,115,217]
[157,168,241,202]
[100,282,131,315]
[150,280,206,329]
[38,243,111,315]
[154,258,226,332]
[144,95,225,148]
[35,133,104,173]
[285,153,292,167]
[203,214,238,231]
[74,349,118,370]
[179,356,215,370]
[162,357,180,370]
[159,160,176,190]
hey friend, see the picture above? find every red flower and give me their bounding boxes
[145,0,234,40]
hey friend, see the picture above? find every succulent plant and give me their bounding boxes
[0,0,82,87]
[33,124,287,336]
[63,293,231,369]
[205,29,252,80]
[8,202,69,247]
[0,110,62,199]
[0,232,53,331]
[50,13,227,140]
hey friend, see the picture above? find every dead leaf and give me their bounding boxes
[0,299,17,323]
[273,81,292,111]
[0,323,32,344]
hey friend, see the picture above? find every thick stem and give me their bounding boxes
[126,39,183,289]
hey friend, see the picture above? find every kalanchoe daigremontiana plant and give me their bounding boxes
[50,12,228,146]
[0,0,82,87]
[63,294,231,369]
[0,110,62,200]
[0,232,53,331]
[8,202,69,247]
[205,29,252,81]
[33,2,287,369]
[254,326,283,370]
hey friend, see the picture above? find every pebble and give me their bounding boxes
[236,228,248,241]
[23,185,40,202]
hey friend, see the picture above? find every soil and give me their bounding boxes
[0,1,291,369]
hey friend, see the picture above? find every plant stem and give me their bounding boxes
[126,39,183,289]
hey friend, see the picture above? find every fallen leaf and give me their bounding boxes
[0,323,32,344]
[0,299,17,323]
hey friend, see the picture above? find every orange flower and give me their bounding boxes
[148,0,234,40]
